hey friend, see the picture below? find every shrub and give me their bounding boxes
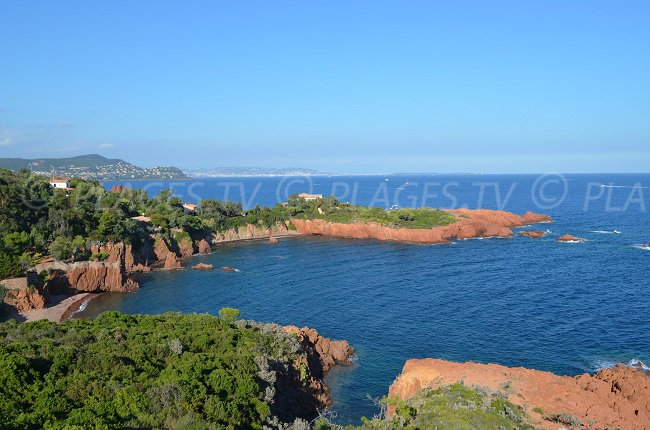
[546,413,582,427]
[89,252,108,262]
[218,307,241,323]
[49,236,72,261]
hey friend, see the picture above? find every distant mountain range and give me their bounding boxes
[184,167,326,177]
[0,154,190,180]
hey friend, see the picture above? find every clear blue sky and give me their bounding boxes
[1,1,649,173]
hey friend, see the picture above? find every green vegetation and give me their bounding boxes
[317,384,534,430]
[290,195,456,229]
[218,307,241,323]
[0,168,455,281]
[0,169,290,279]
[0,310,308,429]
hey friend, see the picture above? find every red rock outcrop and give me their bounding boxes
[292,209,552,244]
[153,238,182,269]
[177,238,196,258]
[388,358,650,430]
[519,230,545,238]
[284,325,355,374]
[196,239,212,254]
[91,241,154,272]
[280,325,354,409]
[192,263,214,271]
[110,185,128,193]
[557,233,584,242]
[35,261,139,293]
[1,277,47,312]
[221,266,237,273]
[212,223,298,243]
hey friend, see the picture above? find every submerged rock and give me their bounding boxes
[519,230,545,238]
[221,266,237,273]
[557,233,584,242]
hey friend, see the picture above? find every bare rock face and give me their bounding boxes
[152,238,182,269]
[192,263,214,271]
[1,276,47,312]
[291,209,552,244]
[212,223,292,243]
[557,233,584,242]
[110,185,128,193]
[91,241,156,272]
[519,230,545,238]
[196,239,212,254]
[163,252,182,269]
[388,358,650,430]
[177,238,196,258]
[284,325,354,375]
[277,325,354,411]
[37,261,139,294]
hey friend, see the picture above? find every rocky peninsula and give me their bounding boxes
[292,209,552,244]
[387,358,650,430]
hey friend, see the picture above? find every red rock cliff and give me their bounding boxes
[388,358,650,430]
[1,276,47,312]
[212,223,297,243]
[292,209,552,244]
[35,261,139,294]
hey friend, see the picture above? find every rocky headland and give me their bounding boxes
[292,209,552,244]
[387,358,650,430]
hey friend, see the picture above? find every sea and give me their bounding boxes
[79,174,650,424]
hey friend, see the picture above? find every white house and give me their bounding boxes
[49,178,71,189]
[183,203,197,214]
[298,193,323,201]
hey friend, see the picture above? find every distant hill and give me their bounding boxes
[185,167,326,177]
[0,154,190,180]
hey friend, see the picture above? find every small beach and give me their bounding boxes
[18,293,96,323]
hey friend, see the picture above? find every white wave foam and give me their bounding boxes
[594,358,650,372]
[600,185,648,189]
[632,244,650,251]
[69,297,93,318]
[591,230,622,234]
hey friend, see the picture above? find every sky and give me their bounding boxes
[1,0,649,174]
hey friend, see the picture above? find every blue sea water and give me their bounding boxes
[86,174,650,424]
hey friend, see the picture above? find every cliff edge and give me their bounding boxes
[388,358,650,430]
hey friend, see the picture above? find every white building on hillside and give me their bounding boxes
[298,193,323,201]
[49,178,71,189]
